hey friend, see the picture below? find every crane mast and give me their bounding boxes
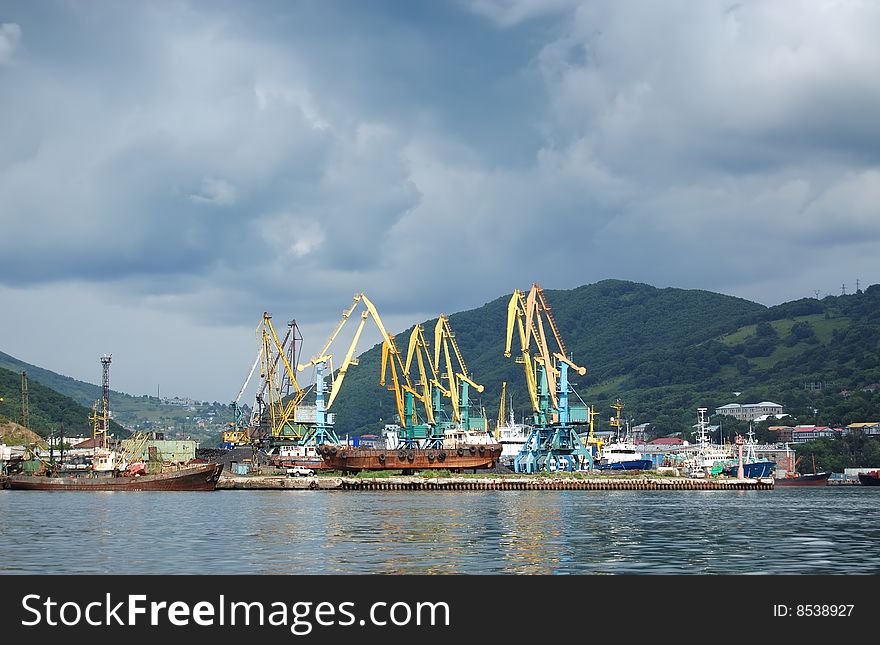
[253,312,310,447]
[503,283,592,473]
[431,315,487,442]
[495,381,507,440]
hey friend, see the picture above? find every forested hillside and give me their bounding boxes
[328,280,766,437]
[328,280,880,439]
[0,366,126,438]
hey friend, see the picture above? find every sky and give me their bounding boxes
[1,0,879,402]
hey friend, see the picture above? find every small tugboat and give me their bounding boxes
[857,470,880,486]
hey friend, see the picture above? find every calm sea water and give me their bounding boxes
[1,488,878,575]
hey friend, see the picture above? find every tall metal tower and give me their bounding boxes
[101,354,112,439]
[280,319,302,398]
[20,371,29,429]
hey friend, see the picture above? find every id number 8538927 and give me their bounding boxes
[774,605,854,617]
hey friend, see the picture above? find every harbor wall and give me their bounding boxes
[216,475,774,491]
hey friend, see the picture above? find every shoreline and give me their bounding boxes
[216,474,775,491]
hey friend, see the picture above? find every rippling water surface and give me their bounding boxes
[1,488,878,574]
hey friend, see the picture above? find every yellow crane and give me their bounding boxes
[297,293,421,442]
[434,314,484,427]
[505,284,586,425]
[580,404,604,458]
[503,283,591,472]
[255,312,308,444]
[403,322,443,426]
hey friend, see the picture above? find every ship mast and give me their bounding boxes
[696,408,710,451]
[610,399,624,442]
[746,422,757,462]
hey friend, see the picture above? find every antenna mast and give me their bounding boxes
[100,354,112,447]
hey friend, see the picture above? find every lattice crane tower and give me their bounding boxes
[101,354,112,438]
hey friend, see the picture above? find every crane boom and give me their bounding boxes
[505,284,585,415]
[553,352,586,377]
[296,293,414,429]
[431,314,485,423]
[404,324,436,424]
[299,295,363,372]
[235,348,263,404]
[506,290,540,413]
[324,312,368,411]
[535,285,567,358]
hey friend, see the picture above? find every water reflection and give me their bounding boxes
[1,488,878,574]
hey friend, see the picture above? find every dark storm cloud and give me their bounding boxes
[1,0,879,399]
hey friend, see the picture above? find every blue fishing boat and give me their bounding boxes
[721,425,776,478]
[722,460,776,478]
[594,456,653,471]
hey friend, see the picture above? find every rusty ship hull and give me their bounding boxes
[773,471,831,487]
[317,443,503,471]
[6,463,223,491]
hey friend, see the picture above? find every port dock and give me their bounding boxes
[217,475,774,491]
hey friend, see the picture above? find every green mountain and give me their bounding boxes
[328,280,761,437]
[324,280,880,439]
[0,366,126,438]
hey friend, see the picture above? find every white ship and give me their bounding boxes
[495,408,532,467]
[683,408,731,477]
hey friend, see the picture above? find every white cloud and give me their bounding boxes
[464,0,580,27]
[0,23,21,65]
[189,177,238,206]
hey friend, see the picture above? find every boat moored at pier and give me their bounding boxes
[857,470,880,486]
[316,442,503,472]
[6,462,223,491]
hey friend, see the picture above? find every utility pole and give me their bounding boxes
[20,371,29,429]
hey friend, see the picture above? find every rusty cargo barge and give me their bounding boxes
[317,443,503,472]
[6,462,224,491]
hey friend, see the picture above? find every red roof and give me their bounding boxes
[649,437,685,445]
[72,437,106,449]
[792,426,839,433]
